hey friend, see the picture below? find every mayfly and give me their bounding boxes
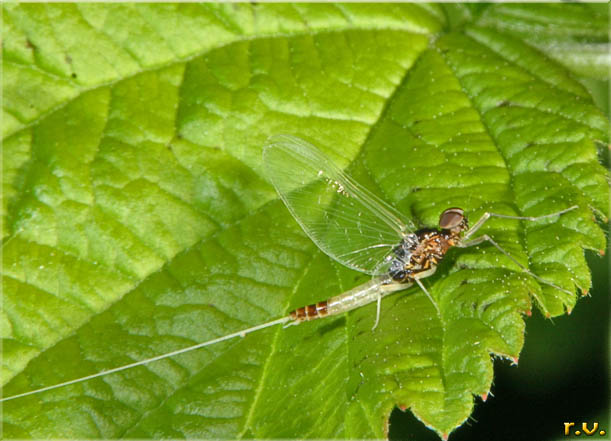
[2,134,578,403]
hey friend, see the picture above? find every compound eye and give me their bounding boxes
[439,207,464,229]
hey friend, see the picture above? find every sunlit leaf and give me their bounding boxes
[2,4,607,440]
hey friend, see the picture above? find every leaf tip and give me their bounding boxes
[599,249,606,257]
[511,356,519,366]
[441,432,449,441]
[524,309,532,317]
[480,392,489,402]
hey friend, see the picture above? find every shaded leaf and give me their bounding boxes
[475,4,610,80]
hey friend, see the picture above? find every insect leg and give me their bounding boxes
[463,205,578,241]
[414,277,440,316]
[371,292,382,331]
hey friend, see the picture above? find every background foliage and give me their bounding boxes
[2,3,608,440]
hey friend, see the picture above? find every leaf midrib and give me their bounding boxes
[5,30,434,438]
[237,254,317,439]
[119,34,432,439]
[3,22,438,387]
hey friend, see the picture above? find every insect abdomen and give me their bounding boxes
[288,278,407,323]
[290,301,329,321]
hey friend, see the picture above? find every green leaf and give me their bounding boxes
[2,3,607,440]
[475,4,610,80]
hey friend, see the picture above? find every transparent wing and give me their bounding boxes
[263,134,415,275]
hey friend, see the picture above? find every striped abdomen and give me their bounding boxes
[288,277,407,323]
[290,301,329,321]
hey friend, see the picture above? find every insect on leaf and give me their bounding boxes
[2,3,607,440]
[263,134,415,276]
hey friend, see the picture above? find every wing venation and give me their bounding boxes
[263,134,414,275]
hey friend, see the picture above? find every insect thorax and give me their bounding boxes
[388,229,458,282]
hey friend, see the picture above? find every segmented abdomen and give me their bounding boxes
[289,301,329,321]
